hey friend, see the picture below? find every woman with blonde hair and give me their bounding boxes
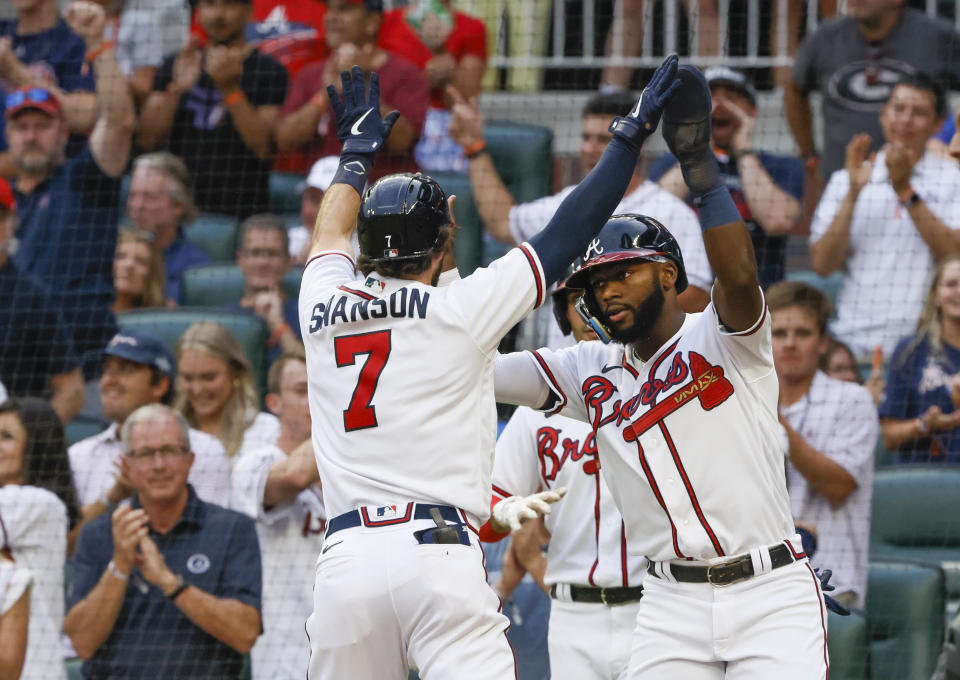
[879,254,960,463]
[111,229,169,312]
[174,322,278,458]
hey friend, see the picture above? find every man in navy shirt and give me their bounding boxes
[126,152,211,303]
[7,1,135,374]
[231,214,303,363]
[0,0,99,174]
[649,67,804,289]
[66,404,262,679]
[0,176,83,422]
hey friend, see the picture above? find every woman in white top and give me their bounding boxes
[0,397,79,680]
[175,321,279,460]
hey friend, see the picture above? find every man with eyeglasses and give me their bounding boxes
[66,403,263,679]
[231,214,304,362]
[6,0,135,388]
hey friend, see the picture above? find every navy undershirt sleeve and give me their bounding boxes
[527,138,639,285]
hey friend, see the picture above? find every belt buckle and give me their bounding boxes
[600,588,608,605]
[706,560,746,587]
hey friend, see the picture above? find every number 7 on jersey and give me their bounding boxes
[334,330,392,431]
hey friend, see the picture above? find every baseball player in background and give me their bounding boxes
[485,271,647,680]
[298,59,681,679]
[494,65,831,679]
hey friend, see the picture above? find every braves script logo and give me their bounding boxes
[584,238,604,260]
[583,351,733,438]
[536,427,598,482]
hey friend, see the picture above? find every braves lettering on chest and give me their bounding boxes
[309,286,430,333]
[536,426,599,482]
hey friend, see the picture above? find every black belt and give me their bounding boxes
[326,503,461,537]
[550,584,645,605]
[647,543,803,586]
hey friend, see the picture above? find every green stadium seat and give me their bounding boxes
[828,609,869,680]
[184,214,240,263]
[65,415,108,447]
[429,172,484,275]
[181,265,302,307]
[270,172,304,214]
[485,121,553,203]
[66,657,83,680]
[786,270,845,311]
[115,308,269,399]
[866,559,946,680]
[870,466,960,599]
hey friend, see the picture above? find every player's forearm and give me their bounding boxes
[528,138,639,284]
[737,155,801,235]
[308,181,365,257]
[173,589,261,654]
[783,422,857,505]
[468,152,516,244]
[906,199,960,261]
[65,571,128,659]
[275,102,323,152]
[809,192,856,276]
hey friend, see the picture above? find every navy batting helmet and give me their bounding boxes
[358,173,450,263]
[550,259,584,336]
[566,214,688,343]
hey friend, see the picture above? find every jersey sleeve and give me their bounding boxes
[526,345,592,423]
[817,383,878,480]
[447,245,547,352]
[809,168,850,245]
[492,408,546,499]
[706,289,774,383]
[299,250,361,332]
[508,191,565,245]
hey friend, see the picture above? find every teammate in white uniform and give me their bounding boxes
[299,62,682,679]
[494,66,830,679]
[489,275,647,680]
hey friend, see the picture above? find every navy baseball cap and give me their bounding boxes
[103,331,175,379]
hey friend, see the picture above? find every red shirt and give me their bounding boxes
[283,54,430,179]
[378,8,486,108]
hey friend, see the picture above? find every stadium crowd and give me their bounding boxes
[0,0,959,678]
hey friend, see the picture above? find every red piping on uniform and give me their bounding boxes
[337,285,375,300]
[531,351,567,414]
[783,538,807,561]
[645,339,681,399]
[620,522,629,586]
[518,244,545,308]
[359,503,413,527]
[306,251,355,268]
[492,484,512,500]
[587,467,602,586]
[621,350,639,378]
[804,562,830,679]
[731,305,768,337]
[478,496,510,542]
[660,423,725,557]
[632,439,685,558]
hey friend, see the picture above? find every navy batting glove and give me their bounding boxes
[326,65,401,155]
[608,53,682,153]
[662,64,721,196]
[815,568,851,616]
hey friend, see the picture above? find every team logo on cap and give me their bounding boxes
[156,357,172,374]
[109,334,138,348]
[187,553,211,574]
[585,238,604,260]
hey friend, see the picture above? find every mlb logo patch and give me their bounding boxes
[376,505,398,518]
[364,276,385,293]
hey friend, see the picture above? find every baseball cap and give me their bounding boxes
[703,67,757,107]
[0,179,14,213]
[103,331,175,379]
[5,87,64,120]
[344,0,383,12]
[301,156,340,194]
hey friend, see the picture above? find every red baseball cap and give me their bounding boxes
[5,87,64,120]
[0,178,14,213]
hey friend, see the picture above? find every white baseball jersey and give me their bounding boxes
[232,443,326,680]
[513,297,795,563]
[782,371,877,609]
[299,245,546,524]
[69,423,231,508]
[493,406,646,588]
[0,485,68,680]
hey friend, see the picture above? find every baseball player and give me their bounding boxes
[494,66,831,679]
[298,59,681,680]
[486,271,647,680]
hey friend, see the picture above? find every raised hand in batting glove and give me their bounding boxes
[609,53,682,153]
[327,65,400,155]
[815,568,851,616]
[493,487,568,534]
[661,65,720,196]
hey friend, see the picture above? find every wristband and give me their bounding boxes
[803,153,819,170]
[267,322,290,349]
[107,560,129,582]
[898,187,921,208]
[916,417,930,436]
[692,185,742,232]
[223,90,244,107]
[463,139,487,159]
[165,574,188,600]
[331,153,372,195]
[85,42,114,62]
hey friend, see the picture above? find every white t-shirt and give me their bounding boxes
[509,180,713,351]
[69,423,231,508]
[299,244,546,525]
[232,443,325,680]
[0,485,68,680]
[810,151,960,357]
[493,406,647,587]
[782,371,877,609]
[503,294,796,563]
[237,412,282,460]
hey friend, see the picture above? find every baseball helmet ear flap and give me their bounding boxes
[550,259,584,336]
